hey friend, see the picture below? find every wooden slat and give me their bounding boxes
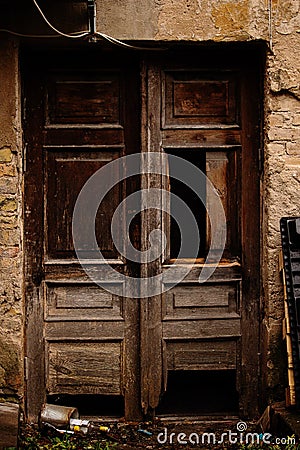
[45,321,124,340]
[163,318,241,339]
[44,263,125,281]
[162,129,241,147]
[44,128,124,146]
[162,263,242,283]
[24,65,46,422]
[116,57,142,420]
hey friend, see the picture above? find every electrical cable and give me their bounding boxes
[32,0,164,50]
[32,0,89,39]
[95,32,164,51]
[0,0,166,50]
[0,29,87,38]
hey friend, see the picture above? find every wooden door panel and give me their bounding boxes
[44,129,124,147]
[45,148,121,259]
[206,148,240,257]
[45,321,125,340]
[45,282,124,321]
[163,71,239,127]
[47,342,122,395]
[166,340,237,371]
[163,281,240,319]
[47,73,121,125]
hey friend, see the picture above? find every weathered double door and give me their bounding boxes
[24,48,260,421]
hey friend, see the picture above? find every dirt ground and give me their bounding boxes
[18,419,300,449]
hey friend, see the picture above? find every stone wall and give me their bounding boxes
[0,37,23,403]
[263,0,300,401]
[0,0,299,411]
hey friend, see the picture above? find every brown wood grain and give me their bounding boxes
[0,402,19,448]
[163,70,239,127]
[239,60,261,418]
[166,340,237,371]
[162,129,241,147]
[48,77,120,125]
[47,342,121,395]
[163,282,240,319]
[23,63,47,422]
[162,318,241,339]
[140,61,163,413]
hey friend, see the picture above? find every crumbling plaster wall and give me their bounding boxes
[263,0,300,401]
[0,0,299,409]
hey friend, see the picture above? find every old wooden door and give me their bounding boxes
[24,47,261,421]
[23,49,141,421]
[140,50,261,418]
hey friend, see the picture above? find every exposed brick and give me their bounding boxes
[292,113,300,126]
[0,165,16,177]
[0,215,18,227]
[0,247,19,258]
[286,157,300,166]
[269,113,285,127]
[0,178,18,195]
[0,257,19,271]
[268,127,300,142]
[0,229,20,246]
[286,142,299,155]
[0,196,17,213]
[0,148,12,163]
[266,142,286,156]
[269,95,300,113]
[268,127,292,141]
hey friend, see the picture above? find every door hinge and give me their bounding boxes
[23,143,27,173]
[258,146,264,175]
[24,356,29,380]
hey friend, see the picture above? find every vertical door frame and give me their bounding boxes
[23,45,262,421]
[23,58,46,422]
[239,60,261,418]
[140,59,164,414]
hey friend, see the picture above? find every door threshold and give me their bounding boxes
[80,415,122,423]
[157,413,240,423]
